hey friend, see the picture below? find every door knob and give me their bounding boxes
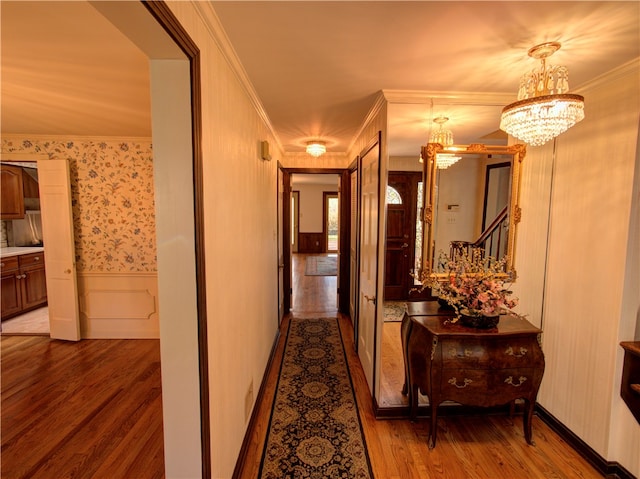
[64,269,72,274]
[401,242,409,248]
[364,294,377,305]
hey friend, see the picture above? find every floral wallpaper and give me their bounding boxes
[2,137,157,272]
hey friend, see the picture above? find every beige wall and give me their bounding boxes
[165,3,282,477]
[389,155,422,172]
[296,182,338,233]
[514,60,640,476]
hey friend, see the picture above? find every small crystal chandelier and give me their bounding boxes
[306,140,326,157]
[429,117,461,169]
[500,42,585,146]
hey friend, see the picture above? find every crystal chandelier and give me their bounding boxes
[306,140,326,157]
[500,42,585,146]
[429,117,461,169]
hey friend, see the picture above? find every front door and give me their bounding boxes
[384,172,420,300]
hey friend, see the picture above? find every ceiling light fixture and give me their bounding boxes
[500,42,585,146]
[306,140,326,157]
[429,117,461,169]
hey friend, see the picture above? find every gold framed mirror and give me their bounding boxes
[421,142,526,280]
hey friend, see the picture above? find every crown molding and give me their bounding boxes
[191,2,283,153]
[574,57,640,93]
[382,89,514,106]
[347,91,387,156]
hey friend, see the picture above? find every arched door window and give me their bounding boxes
[386,185,402,205]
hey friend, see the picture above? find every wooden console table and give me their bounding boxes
[402,307,545,448]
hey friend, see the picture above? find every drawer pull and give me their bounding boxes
[448,377,472,388]
[505,346,527,358]
[34,256,40,261]
[448,347,472,359]
[631,384,640,396]
[504,376,528,387]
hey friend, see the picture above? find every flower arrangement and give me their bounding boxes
[422,249,519,321]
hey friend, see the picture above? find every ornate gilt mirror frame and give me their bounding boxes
[421,142,526,280]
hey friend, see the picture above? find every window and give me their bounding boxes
[386,186,402,205]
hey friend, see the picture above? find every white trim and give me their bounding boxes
[382,89,515,106]
[193,1,283,154]
[574,57,640,93]
[347,91,386,155]
[1,134,152,143]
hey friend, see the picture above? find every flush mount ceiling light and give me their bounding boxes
[429,117,461,169]
[306,141,326,157]
[500,42,585,147]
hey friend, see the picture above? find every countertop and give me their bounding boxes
[1,246,45,258]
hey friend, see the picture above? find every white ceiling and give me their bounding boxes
[2,1,639,157]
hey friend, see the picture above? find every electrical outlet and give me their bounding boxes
[244,380,254,422]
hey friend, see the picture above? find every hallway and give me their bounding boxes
[236,254,604,479]
[291,253,338,315]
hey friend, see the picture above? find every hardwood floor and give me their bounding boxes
[292,253,338,314]
[236,254,604,479]
[1,254,605,478]
[1,336,164,478]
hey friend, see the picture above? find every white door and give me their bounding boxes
[358,141,380,393]
[37,159,81,341]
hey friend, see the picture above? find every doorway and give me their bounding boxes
[1,160,49,335]
[383,172,422,301]
[284,170,350,315]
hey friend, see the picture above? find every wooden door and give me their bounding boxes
[277,166,285,323]
[358,139,380,394]
[349,169,359,330]
[384,172,419,300]
[37,159,81,341]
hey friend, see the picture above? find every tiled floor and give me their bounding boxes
[1,306,49,335]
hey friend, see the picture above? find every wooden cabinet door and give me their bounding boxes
[1,164,25,219]
[1,272,22,319]
[21,266,48,310]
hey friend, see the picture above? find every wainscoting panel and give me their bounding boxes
[77,272,159,338]
[298,233,325,253]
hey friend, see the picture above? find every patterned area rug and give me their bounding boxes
[259,317,373,479]
[305,255,338,276]
[384,301,406,322]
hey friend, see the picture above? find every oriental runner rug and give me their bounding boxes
[383,301,406,322]
[259,317,373,479]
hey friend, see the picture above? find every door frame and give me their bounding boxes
[0,154,79,339]
[282,168,351,315]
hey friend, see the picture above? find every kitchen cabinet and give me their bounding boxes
[1,252,47,320]
[1,164,25,220]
